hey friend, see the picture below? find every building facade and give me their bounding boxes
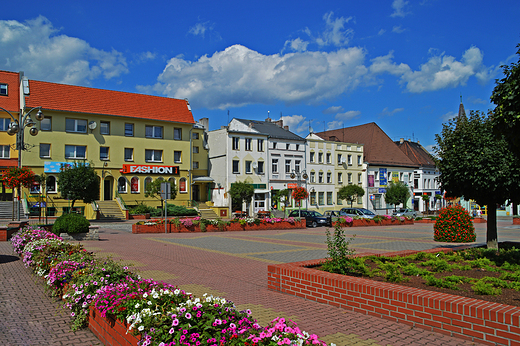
[0,70,210,218]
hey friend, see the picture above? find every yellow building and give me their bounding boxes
[2,72,209,219]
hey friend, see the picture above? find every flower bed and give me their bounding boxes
[268,249,520,346]
[514,218,520,225]
[11,226,330,346]
[132,217,306,234]
[331,217,414,227]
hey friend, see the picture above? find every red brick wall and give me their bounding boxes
[89,306,140,346]
[268,249,520,346]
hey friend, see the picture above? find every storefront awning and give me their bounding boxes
[192,176,214,183]
[254,189,270,194]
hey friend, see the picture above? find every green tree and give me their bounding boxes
[491,43,520,157]
[229,181,254,212]
[338,184,365,207]
[434,110,520,249]
[144,179,177,201]
[383,181,411,211]
[58,162,100,208]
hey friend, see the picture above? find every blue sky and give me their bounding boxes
[2,0,519,151]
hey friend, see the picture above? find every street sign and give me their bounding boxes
[160,182,171,200]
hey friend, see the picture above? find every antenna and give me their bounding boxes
[227,110,229,125]
[323,121,325,133]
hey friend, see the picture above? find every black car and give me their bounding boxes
[288,210,330,227]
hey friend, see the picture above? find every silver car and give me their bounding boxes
[340,207,376,219]
[392,208,417,218]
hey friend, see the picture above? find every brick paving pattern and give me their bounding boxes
[2,220,519,345]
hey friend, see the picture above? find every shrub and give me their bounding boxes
[166,205,198,216]
[53,213,90,234]
[128,203,153,215]
[434,205,476,243]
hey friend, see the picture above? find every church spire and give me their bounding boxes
[458,94,466,118]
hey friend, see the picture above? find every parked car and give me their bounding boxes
[392,208,417,218]
[340,207,376,219]
[288,210,330,227]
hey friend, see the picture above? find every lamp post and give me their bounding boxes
[0,105,44,220]
[290,169,308,217]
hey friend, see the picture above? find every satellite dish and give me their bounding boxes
[252,162,257,169]
[88,121,97,130]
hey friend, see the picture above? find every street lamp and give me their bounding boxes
[290,169,308,217]
[0,105,44,220]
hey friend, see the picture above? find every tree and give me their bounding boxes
[491,43,520,157]
[383,181,410,211]
[58,162,100,209]
[144,179,177,201]
[338,184,365,207]
[422,194,430,215]
[434,110,520,249]
[228,181,254,212]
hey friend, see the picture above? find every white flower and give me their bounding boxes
[138,326,144,331]
[135,303,140,308]
[143,293,148,298]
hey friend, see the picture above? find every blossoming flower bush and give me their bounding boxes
[434,205,476,243]
[12,227,331,346]
[137,216,302,229]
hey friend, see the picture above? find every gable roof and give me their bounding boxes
[395,140,436,169]
[0,70,21,113]
[316,122,418,168]
[24,80,195,124]
[233,118,305,141]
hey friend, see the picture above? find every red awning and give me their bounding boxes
[0,159,18,168]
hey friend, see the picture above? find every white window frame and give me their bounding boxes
[232,137,239,150]
[100,147,109,160]
[0,83,7,96]
[125,123,134,137]
[245,161,252,174]
[0,118,11,131]
[65,119,87,133]
[124,148,133,161]
[145,125,163,139]
[272,159,278,173]
[232,160,240,174]
[0,145,10,158]
[65,145,86,159]
[174,151,182,163]
[39,143,50,158]
[258,139,264,152]
[145,149,163,162]
[245,138,252,151]
[100,121,110,135]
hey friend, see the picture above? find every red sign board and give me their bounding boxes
[287,183,298,189]
[120,164,179,175]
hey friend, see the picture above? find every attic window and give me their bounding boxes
[0,84,7,96]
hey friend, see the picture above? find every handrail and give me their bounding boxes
[115,191,128,209]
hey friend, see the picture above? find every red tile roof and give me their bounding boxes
[24,80,195,124]
[316,122,418,168]
[0,70,21,113]
[396,140,436,169]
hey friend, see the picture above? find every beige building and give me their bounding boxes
[0,70,210,219]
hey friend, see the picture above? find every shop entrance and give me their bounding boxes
[104,177,113,200]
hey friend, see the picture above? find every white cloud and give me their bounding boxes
[319,11,354,47]
[327,120,344,130]
[283,38,309,52]
[322,106,344,114]
[380,107,404,116]
[153,44,368,109]
[280,115,310,134]
[391,0,410,18]
[392,25,406,34]
[440,111,457,122]
[0,16,128,84]
[335,110,360,120]
[284,12,354,52]
[400,46,491,92]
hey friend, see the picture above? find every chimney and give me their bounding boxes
[417,140,420,144]
[400,138,404,144]
[198,118,209,129]
[249,122,254,128]
[284,125,289,130]
[273,119,283,128]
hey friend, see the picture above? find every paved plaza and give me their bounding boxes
[2,219,519,345]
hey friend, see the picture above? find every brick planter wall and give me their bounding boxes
[89,306,140,346]
[132,220,307,234]
[513,218,520,225]
[268,249,520,346]
[332,219,414,227]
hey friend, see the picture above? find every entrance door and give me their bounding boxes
[192,184,200,201]
[104,178,112,200]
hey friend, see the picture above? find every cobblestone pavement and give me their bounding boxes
[3,220,519,345]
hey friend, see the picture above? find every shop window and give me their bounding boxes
[118,177,127,193]
[131,177,139,193]
[46,176,57,193]
[179,178,187,193]
[144,177,152,191]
